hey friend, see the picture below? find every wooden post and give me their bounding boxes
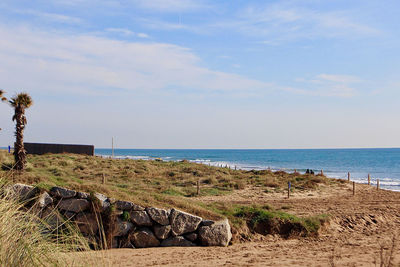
[321,169,324,176]
[353,181,355,196]
[235,165,237,170]
[288,182,291,199]
[197,179,200,195]
[102,173,106,184]
[368,174,370,185]
[348,172,350,182]
[377,179,380,190]
[111,137,114,159]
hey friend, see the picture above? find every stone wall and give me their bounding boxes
[9,184,232,249]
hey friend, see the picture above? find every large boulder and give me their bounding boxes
[198,219,232,247]
[146,207,170,225]
[115,218,133,236]
[130,228,160,248]
[38,192,53,208]
[184,232,198,242]
[50,187,76,198]
[10,184,39,200]
[93,193,110,211]
[74,212,99,235]
[161,236,195,247]
[115,200,144,211]
[76,191,89,199]
[153,225,171,240]
[59,198,89,213]
[131,211,153,226]
[169,209,202,236]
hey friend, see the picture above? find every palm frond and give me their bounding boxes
[9,93,33,108]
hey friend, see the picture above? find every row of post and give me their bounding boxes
[347,172,380,196]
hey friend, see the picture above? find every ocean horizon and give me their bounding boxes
[95,148,400,192]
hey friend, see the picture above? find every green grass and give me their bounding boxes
[234,205,329,234]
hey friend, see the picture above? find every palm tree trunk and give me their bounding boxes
[14,106,26,170]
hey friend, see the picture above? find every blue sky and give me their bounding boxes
[0,0,399,148]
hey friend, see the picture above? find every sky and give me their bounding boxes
[0,0,399,149]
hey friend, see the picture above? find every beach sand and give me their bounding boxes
[78,182,400,266]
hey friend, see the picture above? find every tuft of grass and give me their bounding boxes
[0,176,91,266]
[234,205,329,235]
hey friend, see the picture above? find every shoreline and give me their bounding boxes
[97,153,400,192]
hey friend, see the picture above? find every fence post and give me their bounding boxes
[321,169,324,176]
[353,181,355,196]
[348,172,350,182]
[377,179,380,190]
[288,182,291,199]
[368,174,370,185]
[102,173,106,184]
[197,179,200,195]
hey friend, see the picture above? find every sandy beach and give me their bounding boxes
[82,182,400,266]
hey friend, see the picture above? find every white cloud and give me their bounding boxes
[288,74,362,97]
[0,24,270,97]
[105,28,135,36]
[213,2,380,43]
[137,33,149,38]
[316,74,362,84]
[132,0,208,12]
[11,9,82,24]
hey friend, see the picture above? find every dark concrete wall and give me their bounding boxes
[24,142,94,156]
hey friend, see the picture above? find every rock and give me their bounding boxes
[146,207,170,225]
[59,198,89,213]
[115,218,133,236]
[198,219,232,247]
[169,209,202,236]
[38,192,53,208]
[115,200,144,211]
[161,236,195,247]
[93,192,110,211]
[77,191,89,199]
[39,207,64,231]
[63,211,76,220]
[50,187,76,198]
[131,211,153,226]
[153,225,171,240]
[75,212,99,235]
[201,220,215,226]
[10,183,39,200]
[130,228,160,248]
[184,233,198,242]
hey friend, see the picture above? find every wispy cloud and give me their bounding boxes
[12,9,82,24]
[131,0,209,12]
[212,1,380,43]
[289,74,362,97]
[105,28,149,38]
[0,24,270,97]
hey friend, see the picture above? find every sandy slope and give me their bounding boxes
[81,183,400,266]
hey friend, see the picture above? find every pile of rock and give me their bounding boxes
[8,183,232,249]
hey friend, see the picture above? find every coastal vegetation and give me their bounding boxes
[0,176,90,266]
[0,150,338,238]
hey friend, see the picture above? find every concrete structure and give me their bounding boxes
[24,142,94,156]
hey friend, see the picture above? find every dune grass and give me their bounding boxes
[0,175,92,266]
[0,149,337,233]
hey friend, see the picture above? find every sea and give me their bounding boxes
[95,148,400,192]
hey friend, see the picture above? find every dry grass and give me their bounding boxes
[0,149,339,229]
[0,174,94,266]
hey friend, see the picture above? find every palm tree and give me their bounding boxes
[0,90,6,102]
[9,93,33,170]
